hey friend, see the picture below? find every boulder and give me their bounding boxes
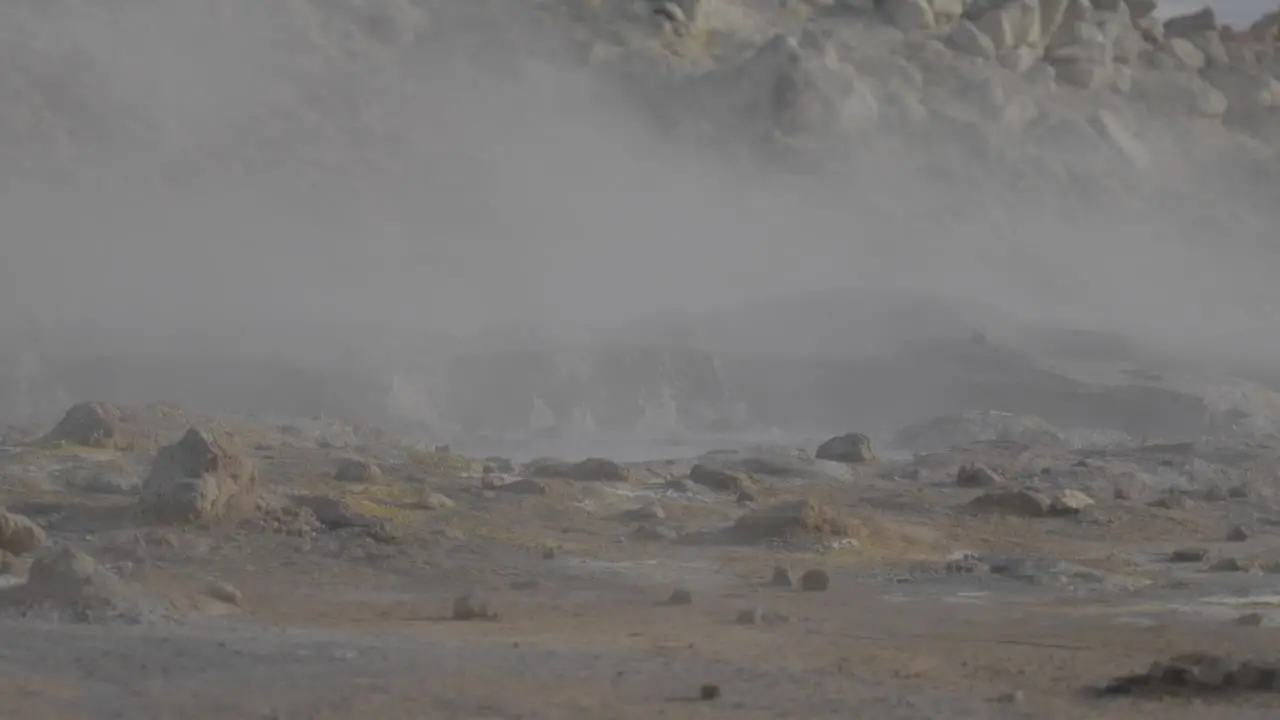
[1049,489,1095,515]
[951,19,998,60]
[1164,7,1216,39]
[333,457,384,484]
[138,428,258,524]
[886,0,936,33]
[799,569,830,591]
[0,509,46,556]
[732,499,856,540]
[40,402,136,450]
[689,464,752,493]
[968,488,1052,517]
[1166,37,1206,70]
[814,432,875,463]
[973,0,1041,52]
[956,464,1004,488]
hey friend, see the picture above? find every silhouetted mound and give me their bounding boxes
[138,427,259,524]
[39,402,137,450]
[732,499,856,540]
[0,508,46,556]
[0,547,171,624]
[815,433,875,463]
[1101,653,1280,696]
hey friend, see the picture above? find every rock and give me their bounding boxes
[736,607,764,624]
[138,428,259,524]
[1209,557,1254,573]
[951,19,997,60]
[334,457,384,484]
[1235,613,1265,627]
[956,464,1004,488]
[974,0,1041,52]
[732,500,856,540]
[422,492,456,510]
[622,501,666,521]
[1170,547,1209,563]
[770,565,795,587]
[484,456,515,474]
[699,684,721,701]
[1166,38,1206,71]
[204,578,242,606]
[968,488,1051,517]
[0,509,46,556]
[1164,7,1216,39]
[493,477,550,495]
[1049,489,1095,515]
[452,590,495,620]
[814,432,875,463]
[999,46,1039,73]
[40,402,137,450]
[689,464,752,493]
[532,457,629,482]
[667,588,693,605]
[799,569,830,591]
[1226,525,1250,542]
[886,0,935,33]
[291,495,376,529]
[634,524,680,541]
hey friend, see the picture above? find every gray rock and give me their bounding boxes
[952,19,998,60]
[1226,525,1250,542]
[138,428,258,524]
[689,464,752,493]
[667,588,694,605]
[452,591,495,620]
[1170,547,1210,563]
[956,464,1005,488]
[1049,489,1095,515]
[886,0,936,33]
[1166,37,1206,71]
[815,433,875,463]
[771,565,795,587]
[0,509,46,556]
[969,488,1052,517]
[334,456,384,484]
[799,569,830,591]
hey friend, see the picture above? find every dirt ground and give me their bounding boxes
[5,418,1280,719]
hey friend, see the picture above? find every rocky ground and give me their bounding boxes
[7,401,1280,718]
[5,0,1280,717]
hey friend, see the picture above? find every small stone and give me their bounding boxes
[497,478,549,495]
[1228,485,1251,499]
[1203,486,1228,502]
[735,607,764,625]
[699,684,721,701]
[1209,557,1252,573]
[0,509,47,556]
[633,524,680,541]
[1234,612,1265,627]
[770,566,794,587]
[205,578,243,606]
[956,464,1004,488]
[689,465,751,494]
[334,457,383,484]
[1049,489,1095,515]
[995,690,1023,704]
[1227,525,1250,542]
[735,490,757,504]
[623,501,665,521]
[799,569,830,592]
[1170,547,1209,563]
[541,546,556,559]
[452,591,495,620]
[667,588,694,606]
[422,492,456,510]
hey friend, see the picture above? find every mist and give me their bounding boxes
[2,0,1280,438]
